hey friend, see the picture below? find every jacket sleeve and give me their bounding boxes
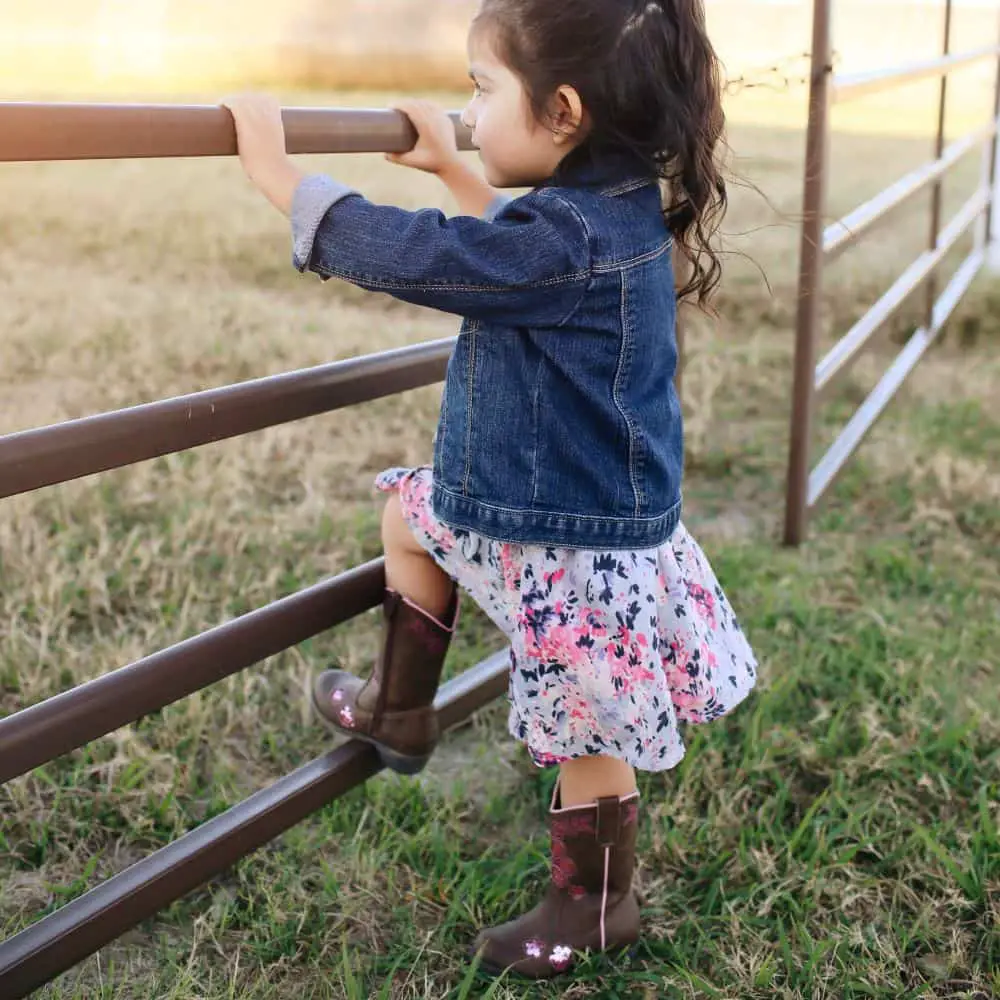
[290,174,592,326]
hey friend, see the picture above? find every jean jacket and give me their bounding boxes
[290,145,683,549]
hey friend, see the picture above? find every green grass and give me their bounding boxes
[5,389,999,997]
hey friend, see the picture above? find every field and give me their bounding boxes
[1,84,999,999]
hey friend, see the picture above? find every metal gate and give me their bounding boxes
[784,0,1000,544]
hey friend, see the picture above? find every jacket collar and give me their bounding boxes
[543,142,657,195]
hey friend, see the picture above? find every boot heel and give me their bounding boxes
[377,745,432,775]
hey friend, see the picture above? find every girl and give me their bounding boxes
[224,0,757,980]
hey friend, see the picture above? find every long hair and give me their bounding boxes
[474,0,728,309]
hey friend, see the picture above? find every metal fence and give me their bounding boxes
[0,104,512,999]
[784,0,1000,545]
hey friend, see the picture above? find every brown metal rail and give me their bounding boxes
[0,99,504,998]
[784,0,1000,545]
[0,560,384,784]
[0,103,475,161]
[0,339,453,500]
[0,652,511,999]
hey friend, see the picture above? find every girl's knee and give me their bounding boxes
[381,493,418,554]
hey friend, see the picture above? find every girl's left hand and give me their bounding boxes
[222,93,304,215]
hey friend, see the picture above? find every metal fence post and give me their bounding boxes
[784,0,833,546]
[926,0,953,319]
[987,11,1000,268]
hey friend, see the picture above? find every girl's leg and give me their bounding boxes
[558,755,637,807]
[381,492,453,617]
[382,493,455,618]
[310,492,457,774]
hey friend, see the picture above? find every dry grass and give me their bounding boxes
[1,88,999,998]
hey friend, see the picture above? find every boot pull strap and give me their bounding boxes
[383,590,404,617]
[372,591,403,724]
[595,796,622,847]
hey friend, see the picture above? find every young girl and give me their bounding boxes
[225,0,756,980]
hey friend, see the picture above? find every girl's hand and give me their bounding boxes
[222,92,304,215]
[386,99,462,176]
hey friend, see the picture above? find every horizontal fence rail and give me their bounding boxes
[823,121,997,261]
[833,44,1000,102]
[809,246,984,504]
[0,103,475,162]
[0,339,453,500]
[0,651,511,1000]
[0,560,385,785]
[816,185,991,395]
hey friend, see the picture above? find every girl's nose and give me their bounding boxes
[460,103,476,131]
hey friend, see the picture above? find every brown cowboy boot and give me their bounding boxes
[472,780,641,979]
[311,587,458,775]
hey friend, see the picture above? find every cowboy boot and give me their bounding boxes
[472,780,641,979]
[311,587,458,775]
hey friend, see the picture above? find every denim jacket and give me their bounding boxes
[291,145,683,549]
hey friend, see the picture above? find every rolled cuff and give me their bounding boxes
[291,174,359,274]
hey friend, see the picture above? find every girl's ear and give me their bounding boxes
[548,85,586,146]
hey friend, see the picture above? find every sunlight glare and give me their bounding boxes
[90,0,169,79]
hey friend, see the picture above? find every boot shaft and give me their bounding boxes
[549,788,640,903]
[357,588,458,716]
[311,586,458,774]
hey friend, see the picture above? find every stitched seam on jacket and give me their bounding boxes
[462,322,478,496]
[600,178,658,197]
[529,360,543,505]
[613,272,642,517]
[544,191,595,329]
[434,483,681,524]
[308,264,591,291]
[592,240,672,273]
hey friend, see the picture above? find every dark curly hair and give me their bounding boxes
[473,0,728,308]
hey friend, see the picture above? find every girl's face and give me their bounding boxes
[461,26,586,189]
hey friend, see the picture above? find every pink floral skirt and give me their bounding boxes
[377,466,758,772]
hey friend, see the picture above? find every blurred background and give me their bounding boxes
[0,0,997,109]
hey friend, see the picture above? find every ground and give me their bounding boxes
[0,86,998,998]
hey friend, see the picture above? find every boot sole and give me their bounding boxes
[310,689,432,776]
[470,944,638,981]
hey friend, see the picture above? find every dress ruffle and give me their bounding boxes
[376,466,757,772]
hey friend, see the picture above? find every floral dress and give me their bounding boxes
[376,466,758,773]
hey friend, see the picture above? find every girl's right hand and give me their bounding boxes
[386,99,462,176]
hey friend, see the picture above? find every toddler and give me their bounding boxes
[225,0,757,980]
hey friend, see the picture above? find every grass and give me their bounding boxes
[1,84,999,998]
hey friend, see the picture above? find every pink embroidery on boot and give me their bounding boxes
[339,706,354,727]
[552,812,596,838]
[524,939,544,959]
[332,690,345,703]
[549,945,573,969]
[551,833,578,889]
[404,614,447,653]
